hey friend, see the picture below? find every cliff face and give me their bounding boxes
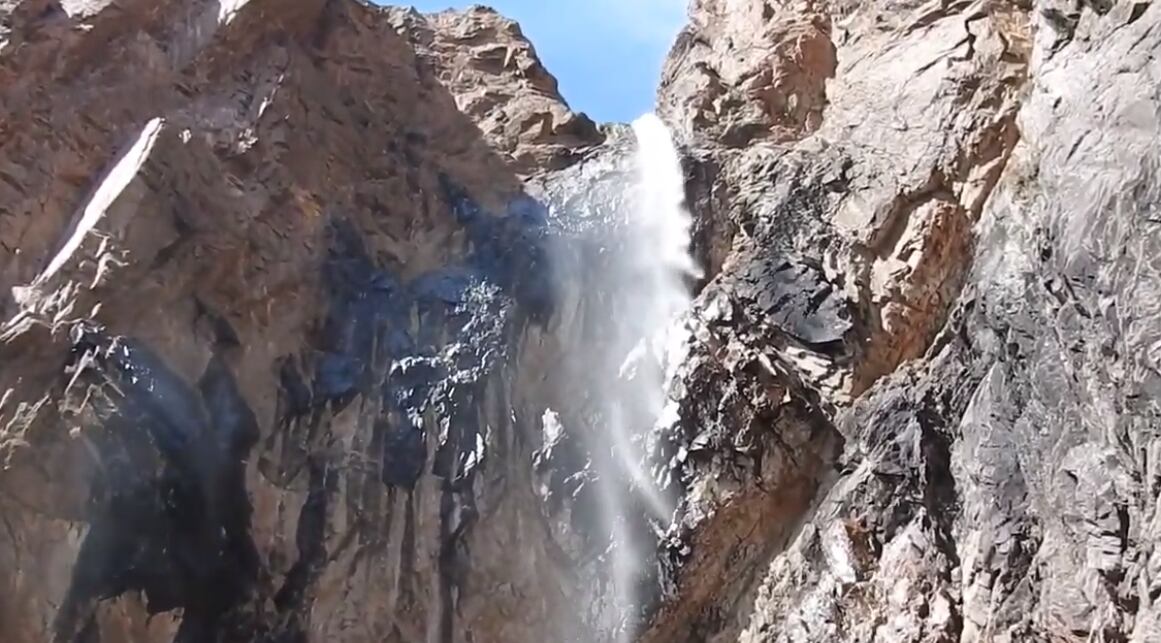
[0,2,585,641]
[1,1,1159,642]
[653,1,1161,641]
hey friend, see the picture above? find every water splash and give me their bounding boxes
[594,112,701,639]
[628,113,703,296]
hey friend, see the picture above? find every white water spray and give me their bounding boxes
[628,113,703,306]
[594,112,701,638]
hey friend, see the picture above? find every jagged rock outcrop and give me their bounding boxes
[1,0,1160,642]
[646,1,1161,642]
[385,6,605,173]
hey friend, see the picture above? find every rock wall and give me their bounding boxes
[1,0,1160,642]
[648,0,1161,641]
[0,2,585,641]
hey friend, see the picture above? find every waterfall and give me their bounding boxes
[593,112,701,639]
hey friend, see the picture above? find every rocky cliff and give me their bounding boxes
[1,0,1160,642]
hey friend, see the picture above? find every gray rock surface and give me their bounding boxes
[0,0,1159,642]
[644,1,1161,641]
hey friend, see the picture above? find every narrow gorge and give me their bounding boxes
[1,1,1160,642]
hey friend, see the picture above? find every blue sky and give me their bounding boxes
[395,1,688,123]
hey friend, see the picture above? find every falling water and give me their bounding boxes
[593,112,702,639]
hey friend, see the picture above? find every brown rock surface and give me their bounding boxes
[2,0,1161,642]
[647,0,1161,641]
[385,5,605,174]
[0,1,583,641]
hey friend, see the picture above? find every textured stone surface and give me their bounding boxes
[2,0,1161,642]
[385,5,606,174]
[0,2,579,641]
[645,1,1161,642]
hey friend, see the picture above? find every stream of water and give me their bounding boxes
[593,112,701,639]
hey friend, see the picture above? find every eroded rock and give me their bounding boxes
[1,0,1160,642]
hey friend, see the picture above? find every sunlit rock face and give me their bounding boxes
[3,1,1161,643]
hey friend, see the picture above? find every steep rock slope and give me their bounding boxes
[1,0,1160,642]
[645,0,1161,641]
[0,2,594,641]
